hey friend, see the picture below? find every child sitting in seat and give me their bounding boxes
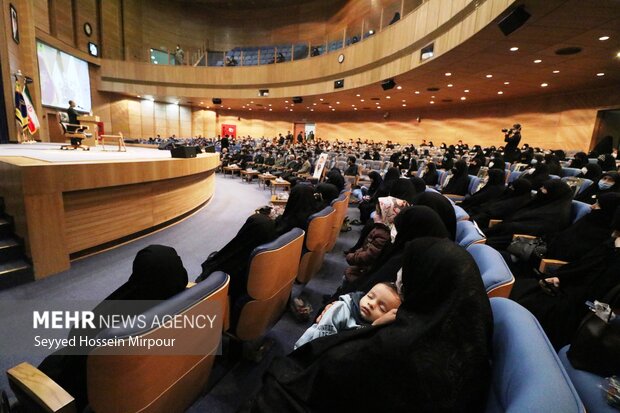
[294,282,401,349]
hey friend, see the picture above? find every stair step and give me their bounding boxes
[0,237,23,262]
[0,259,33,290]
[0,218,11,237]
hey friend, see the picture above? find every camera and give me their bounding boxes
[501,128,510,133]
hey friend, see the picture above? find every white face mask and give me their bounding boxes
[581,167,588,175]
[395,268,403,295]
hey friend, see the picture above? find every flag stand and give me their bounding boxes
[13,70,38,144]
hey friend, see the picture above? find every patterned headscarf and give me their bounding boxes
[377,196,409,241]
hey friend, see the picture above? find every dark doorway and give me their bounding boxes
[591,108,620,152]
[0,61,9,143]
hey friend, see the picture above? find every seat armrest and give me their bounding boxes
[488,219,503,228]
[7,362,76,413]
[512,234,538,241]
[444,194,465,202]
[539,259,568,274]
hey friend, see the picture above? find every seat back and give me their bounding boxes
[486,298,585,413]
[297,206,335,283]
[508,170,522,183]
[561,167,581,177]
[88,272,230,413]
[466,244,514,298]
[562,177,593,197]
[326,193,349,252]
[235,228,305,341]
[467,175,482,194]
[456,220,486,248]
[453,205,469,221]
[570,200,591,224]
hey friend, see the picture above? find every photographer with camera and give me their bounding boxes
[502,123,522,162]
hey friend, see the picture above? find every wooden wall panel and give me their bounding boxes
[140,100,155,137]
[51,0,74,45]
[33,0,50,33]
[109,99,129,136]
[179,106,192,138]
[75,0,98,54]
[122,0,143,61]
[154,102,167,138]
[127,99,142,137]
[64,172,214,253]
[100,0,123,60]
[166,103,180,137]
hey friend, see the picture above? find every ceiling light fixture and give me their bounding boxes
[534,59,542,63]
[486,74,493,78]
[356,94,361,97]
[460,96,466,100]
[553,70,560,73]
[445,72,452,76]
[510,47,519,51]
[447,84,453,87]
[402,104,407,107]
[597,72,605,76]
[414,91,420,94]
[504,81,510,85]
[541,83,548,87]
[464,89,469,93]
[599,36,610,41]
[396,86,402,90]
[497,91,504,94]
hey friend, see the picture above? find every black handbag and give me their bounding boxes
[567,283,620,376]
[506,236,546,262]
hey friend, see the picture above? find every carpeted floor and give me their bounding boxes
[0,174,361,412]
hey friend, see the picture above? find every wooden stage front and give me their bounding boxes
[0,144,219,279]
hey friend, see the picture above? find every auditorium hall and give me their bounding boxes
[0,0,619,412]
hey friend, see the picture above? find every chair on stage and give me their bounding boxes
[58,112,90,151]
[100,132,127,152]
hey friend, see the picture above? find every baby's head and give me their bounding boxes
[359,282,402,323]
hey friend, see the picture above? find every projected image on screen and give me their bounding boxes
[37,41,92,112]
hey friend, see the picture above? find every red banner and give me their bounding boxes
[222,124,236,139]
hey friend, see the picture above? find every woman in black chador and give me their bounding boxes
[250,238,493,413]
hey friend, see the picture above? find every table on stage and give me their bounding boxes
[77,115,100,147]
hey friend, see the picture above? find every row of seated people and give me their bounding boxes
[7,161,617,411]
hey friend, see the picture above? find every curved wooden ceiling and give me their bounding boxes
[174,0,345,10]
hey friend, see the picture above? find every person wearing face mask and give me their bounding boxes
[441,160,469,196]
[485,179,573,250]
[519,155,550,189]
[420,162,439,186]
[598,153,616,172]
[488,152,506,171]
[510,208,620,350]
[575,171,620,204]
[470,179,533,230]
[569,152,589,169]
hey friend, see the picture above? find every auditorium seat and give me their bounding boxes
[570,200,591,224]
[297,206,336,284]
[456,220,486,248]
[558,346,616,413]
[444,175,481,202]
[508,170,522,183]
[486,298,585,413]
[7,272,230,413]
[454,205,469,221]
[561,167,582,177]
[326,193,350,252]
[562,177,593,197]
[466,244,514,298]
[232,228,305,341]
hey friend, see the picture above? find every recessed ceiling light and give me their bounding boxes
[497,91,503,94]
[250,101,254,103]
[290,109,293,111]
[269,108,272,111]
[249,108,252,111]
[597,72,605,76]
[284,100,288,103]
[599,36,610,41]
[445,72,452,76]
[352,104,355,107]
[356,94,361,97]
[386,96,391,99]
[310,108,313,111]
[377,106,381,109]
[504,81,510,85]
[460,96,466,100]
[510,47,519,51]
[137,95,141,98]
[617,52,620,58]
[540,83,548,87]
[402,99,406,102]
[431,96,436,98]
[396,86,402,90]
[200,101,204,104]
[464,89,469,93]
[313,103,317,106]
[534,59,542,63]
[447,84,453,87]
[552,70,560,73]
[486,74,493,78]
[361,99,365,102]
[430,101,435,104]
[320,98,324,101]
[414,91,420,94]
[353,108,358,111]
[336,101,340,104]
[331,108,335,111]
[375,102,380,105]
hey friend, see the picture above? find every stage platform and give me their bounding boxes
[0,143,220,279]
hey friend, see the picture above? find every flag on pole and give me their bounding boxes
[23,84,40,134]
[14,81,28,132]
